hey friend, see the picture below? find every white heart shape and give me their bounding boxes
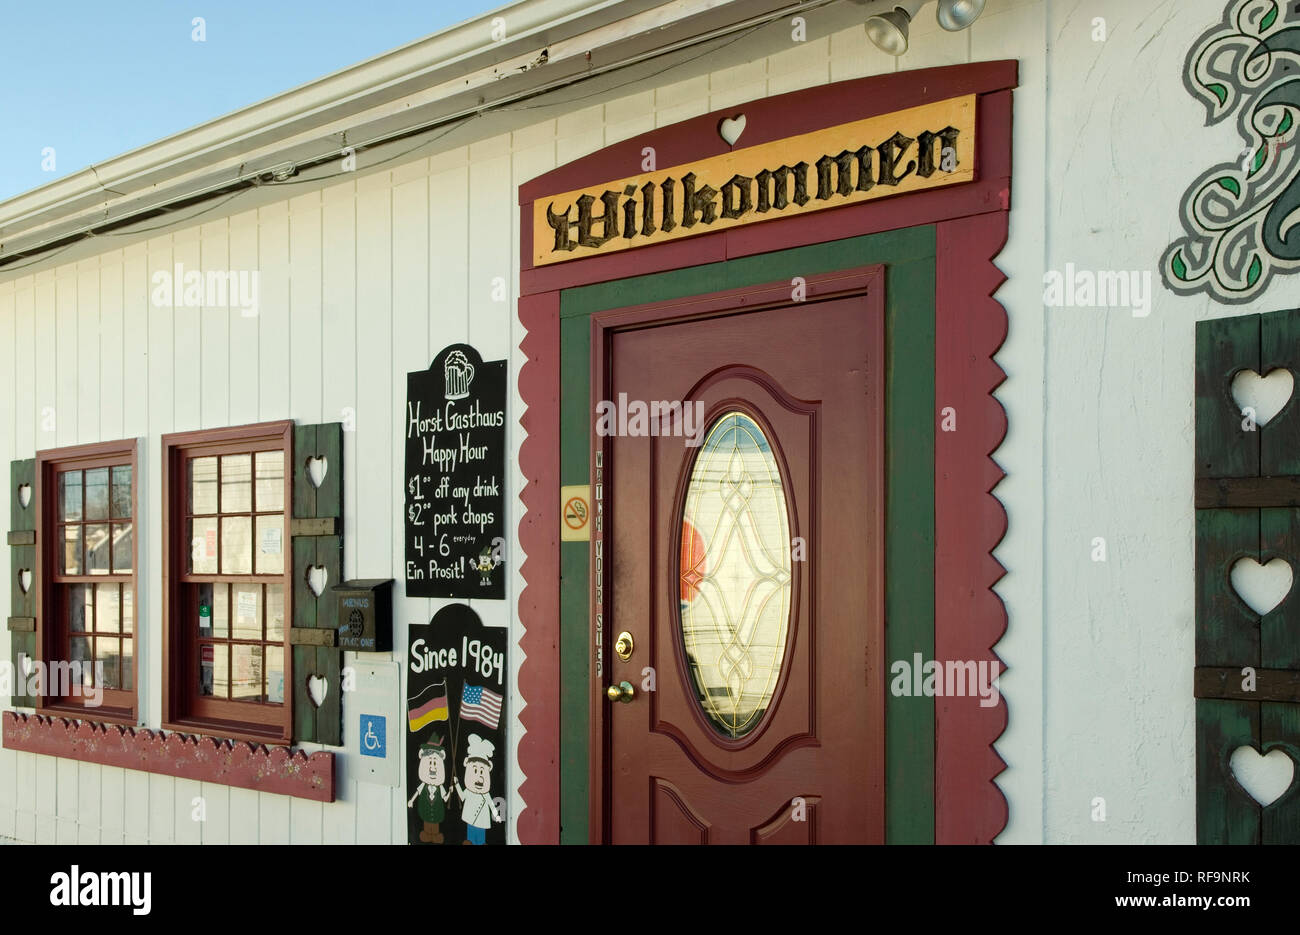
[16,484,31,509]
[17,569,31,595]
[1231,556,1293,616]
[20,655,32,677]
[1232,368,1294,426]
[1230,746,1295,807]
[718,114,747,147]
[307,674,328,708]
[306,456,328,490]
[306,564,329,598]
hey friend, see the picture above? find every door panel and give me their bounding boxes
[751,795,820,844]
[651,778,711,844]
[604,287,885,844]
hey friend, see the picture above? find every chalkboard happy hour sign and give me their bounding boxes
[404,344,506,599]
[406,604,507,846]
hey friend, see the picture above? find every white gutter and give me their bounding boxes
[0,0,638,235]
[0,0,867,268]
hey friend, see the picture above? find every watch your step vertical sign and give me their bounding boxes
[406,604,507,845]
[404,344,506,599]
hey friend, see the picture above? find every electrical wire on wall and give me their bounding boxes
[0,0,841,272]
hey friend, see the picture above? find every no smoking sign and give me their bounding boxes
[560,485,591,541]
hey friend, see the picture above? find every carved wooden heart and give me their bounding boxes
[306,564,328,598]
[718,114,747,147]
[16,484,31,509]
[17,569,31,594]
[307,674,328,708]
[1230,745,1295,807]
[1231,556,1292,616]
[1231,368,1293,426]
[306,456,328,489]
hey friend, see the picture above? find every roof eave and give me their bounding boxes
[0,0,663,239]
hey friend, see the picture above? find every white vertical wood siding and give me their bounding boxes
[0,0,1240,843]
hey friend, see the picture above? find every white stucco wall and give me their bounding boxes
[1039,0,1236,844]
[0,0,1267,843]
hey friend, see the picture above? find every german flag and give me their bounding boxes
[408,679,449,731]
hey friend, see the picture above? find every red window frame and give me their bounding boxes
[161,421,293,744]
[35,440,140,724]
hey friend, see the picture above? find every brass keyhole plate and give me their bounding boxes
[614,630,634,661]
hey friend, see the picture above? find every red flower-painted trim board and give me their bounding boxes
[3,712,334,803]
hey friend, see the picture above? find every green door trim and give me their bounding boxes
[559,226,937,843]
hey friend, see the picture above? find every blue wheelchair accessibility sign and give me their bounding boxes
[360,714,386,758]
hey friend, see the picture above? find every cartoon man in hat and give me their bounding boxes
[476,546,499,586]
[454,733,502,845]
[407,734,451,843]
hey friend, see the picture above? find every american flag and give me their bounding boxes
[460,683,503,729]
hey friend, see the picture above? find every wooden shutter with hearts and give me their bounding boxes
[1195,309,1300,843]
[289,423,343,746]
[8,459,36,707]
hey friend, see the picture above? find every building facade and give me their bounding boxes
[0,0,1292,844]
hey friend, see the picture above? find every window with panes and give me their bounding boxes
[37,442,138,718]
[163,423,292,739]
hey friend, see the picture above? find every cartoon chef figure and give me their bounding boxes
[476,547,498,586]
[454,733,501,845]
[407,735,452,844]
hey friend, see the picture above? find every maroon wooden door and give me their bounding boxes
[600,279,885,844]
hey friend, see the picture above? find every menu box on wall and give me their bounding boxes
[404,343,506,599]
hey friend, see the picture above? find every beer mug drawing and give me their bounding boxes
[444,350,475,400]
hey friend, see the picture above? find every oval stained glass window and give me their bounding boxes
[679,411,792,739]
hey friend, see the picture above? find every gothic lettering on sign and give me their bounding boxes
[530,95,977,266]
[546,129,958,250]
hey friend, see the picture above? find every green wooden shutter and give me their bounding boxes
[1195,309,1300,843]
[289,423,343,745]
[8,459,36,708]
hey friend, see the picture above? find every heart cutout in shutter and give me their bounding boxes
[1230,745,1295,807]
[16,484,31,509]
[306,456,328,490]
[306,564,328,598]
[1230,556,1293,616]
[307,674,328,709]
[718,114,747,147]
[17,569,31,594]
[1231,368,1294,426]
[20,655,32,678]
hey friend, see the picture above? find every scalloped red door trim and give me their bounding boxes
[516,62,1017,844]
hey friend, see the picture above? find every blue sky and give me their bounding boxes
[0,1,509,202]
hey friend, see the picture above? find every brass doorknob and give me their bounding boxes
[606,680,635,703]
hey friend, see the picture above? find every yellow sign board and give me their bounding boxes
[532,94,975,266]
[560,485,592,542]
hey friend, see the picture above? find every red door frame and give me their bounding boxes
[516,61,1016,845]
